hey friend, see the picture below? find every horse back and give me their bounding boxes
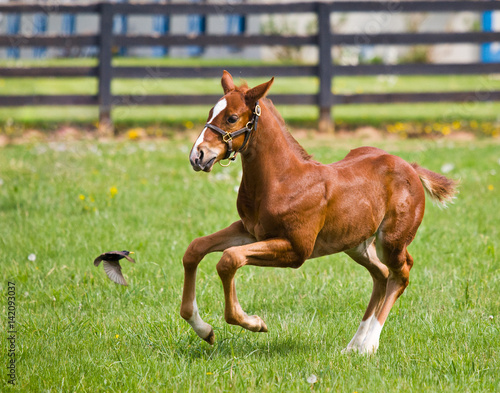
[313,146,424,255]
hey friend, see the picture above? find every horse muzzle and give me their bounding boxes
[189,146,218,172]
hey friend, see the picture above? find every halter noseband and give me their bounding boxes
[204,101,261,165]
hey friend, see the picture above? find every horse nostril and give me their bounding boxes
[199,149,204,162]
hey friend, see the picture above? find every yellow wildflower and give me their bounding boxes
[127,128,141,140]
[115,334,119,339]
[441,126,451,136]
[394,122,405,131]
[488,185,494,191]
[79,194,85,201]
[109,186,118,198]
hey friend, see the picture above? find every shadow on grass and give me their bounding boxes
[173,328,311,361]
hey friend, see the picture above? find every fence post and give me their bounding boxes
[98,1,114,134]
[317,2,333,133]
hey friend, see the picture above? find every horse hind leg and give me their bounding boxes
[342,237,389,354]
[356,239,414,355]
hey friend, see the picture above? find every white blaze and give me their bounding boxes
[193,98,227,149]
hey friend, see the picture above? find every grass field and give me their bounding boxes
[1,135,499,392]
[1,57,500,128]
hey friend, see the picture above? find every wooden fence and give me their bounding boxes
[0,1,500,132]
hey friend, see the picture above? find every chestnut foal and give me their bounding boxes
[181,71,456,354]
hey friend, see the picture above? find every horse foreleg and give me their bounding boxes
[216,238,303,333]
[180,220,255,344]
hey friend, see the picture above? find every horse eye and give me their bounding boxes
[227,115,239,124]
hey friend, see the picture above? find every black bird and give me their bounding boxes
[93,250,135,286]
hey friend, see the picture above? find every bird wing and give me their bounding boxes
[103,260,128,286]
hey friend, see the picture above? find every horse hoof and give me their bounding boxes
[259,322,268,332]
[341,346,356,355]
[202,328,215,345]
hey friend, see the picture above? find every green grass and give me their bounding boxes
[1,58,499,127]
[1,136,499,392]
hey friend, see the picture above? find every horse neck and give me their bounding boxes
[240,103,304,187]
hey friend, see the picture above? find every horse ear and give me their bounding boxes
[245,77,274,107]
[221,70,235,94]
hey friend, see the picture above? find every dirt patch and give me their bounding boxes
[0,124,491,147]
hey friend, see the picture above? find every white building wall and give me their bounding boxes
[0,0,483,63]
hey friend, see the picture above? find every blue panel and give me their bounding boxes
[113,14,128,56]
[62,14,76,36]
[226,14,245,53]
[7,14,21,58]
[33,13,48,58]
[482,11,500,63]
[152,15,170,57]
[227,15,245,35]
[187,0,206,57]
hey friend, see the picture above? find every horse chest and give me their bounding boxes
[237,193,288,240]
[238,203,282,241]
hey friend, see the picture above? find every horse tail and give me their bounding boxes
[411,163,458,207]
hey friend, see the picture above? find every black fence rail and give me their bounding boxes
[0,1,500,132]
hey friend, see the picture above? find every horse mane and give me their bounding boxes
[234,82,313,162]
[261,97,313,162]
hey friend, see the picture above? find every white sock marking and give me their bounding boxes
[360,319,384,355]
[186,299,212,339]
[342,315,375,354]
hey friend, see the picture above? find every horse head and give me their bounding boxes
[189,70,273,172]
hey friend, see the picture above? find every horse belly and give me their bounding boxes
[310,236,344,258]
[309,198,383,259]
[310,223,375,258]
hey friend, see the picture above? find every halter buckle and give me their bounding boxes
[222,133,233,143]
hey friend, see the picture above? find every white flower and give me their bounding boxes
[0,178,4,186]
[28,253,36,262]
[489,315,494,320]
[307,374,318,384]
[214,173,231,182]
[441,163,455,174]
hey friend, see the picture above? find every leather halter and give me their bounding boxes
[204,101,261,164]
